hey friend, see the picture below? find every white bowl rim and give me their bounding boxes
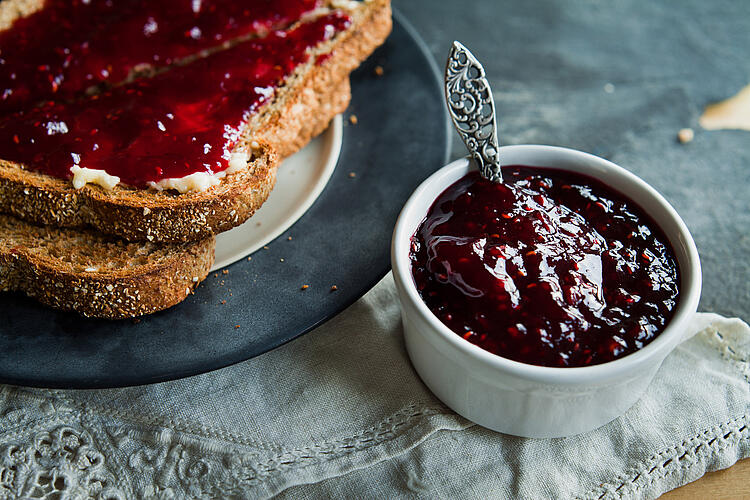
[392,144,702,386]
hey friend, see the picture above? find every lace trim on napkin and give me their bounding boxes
[0,392,461,499]
[1,316,748,499]
[581,318,750,500]
[581,415,750,500]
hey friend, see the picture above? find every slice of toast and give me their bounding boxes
[0,0,389,318]
[0,77,352,319]
[0,0,392,243]
[0,214,214,318]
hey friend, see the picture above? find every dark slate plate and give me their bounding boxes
[0,11,450,389]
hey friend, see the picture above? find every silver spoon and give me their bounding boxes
[444,41,502,183]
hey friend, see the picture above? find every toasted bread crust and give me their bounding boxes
[0,215,215,318]
[0,0,392,243]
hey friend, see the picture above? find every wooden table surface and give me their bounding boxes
[661,458,750,498]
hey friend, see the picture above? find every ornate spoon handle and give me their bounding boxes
[444,41,502,183]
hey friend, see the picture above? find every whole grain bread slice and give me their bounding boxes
[0,214,215,318]
[0,75,352,318]
[0,0,392,243]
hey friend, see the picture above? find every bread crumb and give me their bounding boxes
[301,284,309,290]
[220,300,226,305]
[287,236,293,241]
[256,222,262,227]
[143,207,151,215]
[280,258,285,262]
[374,65,384,76]
[222,269,229,275]
[348,172,356,178]
[677,128,694,144]
[235,325,240,329]
[330,285,338,291]
[214,273,218,278]
[247,256,252,261]
[349,114,358,125]
[263,246,269,250]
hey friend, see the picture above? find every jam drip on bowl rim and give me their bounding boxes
[0,12,351,188]
[0,0,322,114]
[410,168,680,368]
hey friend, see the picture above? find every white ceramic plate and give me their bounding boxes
[212,115,343,270]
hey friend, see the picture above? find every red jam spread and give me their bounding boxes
[0,12,351,187]
[410,168,680,368]
[0,0,322,114]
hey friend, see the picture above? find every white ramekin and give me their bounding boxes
[391,145,702,438]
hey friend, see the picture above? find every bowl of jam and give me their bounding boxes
[391,145,701,437]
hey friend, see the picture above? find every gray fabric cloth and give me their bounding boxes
[0,275,748,499]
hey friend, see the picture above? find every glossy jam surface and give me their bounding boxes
[410,168,680,368]
[0,12,350,186]
[0,0,321,113]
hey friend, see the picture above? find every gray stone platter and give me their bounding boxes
[0,11,450,389]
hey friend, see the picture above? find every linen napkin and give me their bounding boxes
[0,274,748,499]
